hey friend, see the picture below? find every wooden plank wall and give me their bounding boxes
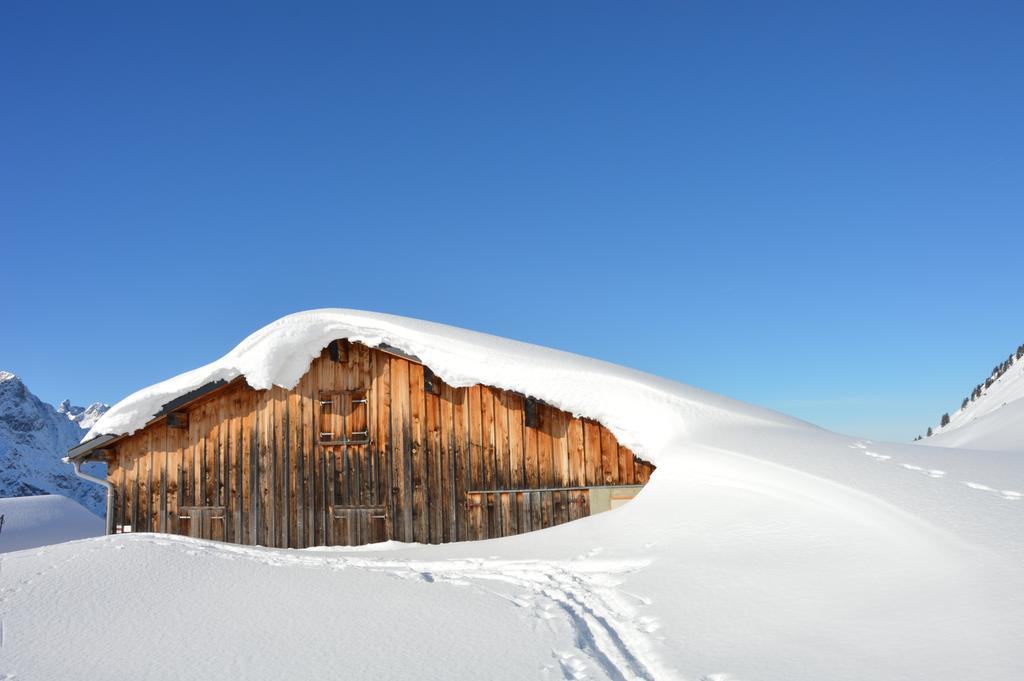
[107,343,655,547]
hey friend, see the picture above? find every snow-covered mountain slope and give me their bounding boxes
[0,495,102,553]
[0,371,108,514]
[923,347,1024,452]
[8,310,1023,681]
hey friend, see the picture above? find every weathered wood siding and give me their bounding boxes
[103,342,654,547]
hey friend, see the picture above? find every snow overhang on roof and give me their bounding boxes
[65,380,231,461]
[70,308,793,467]
[64,347,424,461]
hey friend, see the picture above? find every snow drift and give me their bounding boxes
[0,494,102,553]
[4,309,1019,681]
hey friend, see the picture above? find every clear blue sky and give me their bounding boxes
[3,2,1021,442]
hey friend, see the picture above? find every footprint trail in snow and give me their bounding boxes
[848,440,1021,502]
[137,536,673,681]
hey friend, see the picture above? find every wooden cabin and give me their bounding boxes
[68,341,654,547]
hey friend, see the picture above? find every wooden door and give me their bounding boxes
[330,441,385,545]
[333,506,387,545]
[179,506,226,541]
[319,388,384,545]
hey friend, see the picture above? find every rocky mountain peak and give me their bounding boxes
[0,370,108,515]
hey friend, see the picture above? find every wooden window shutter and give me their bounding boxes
[423,366,440,395]
[524,397,540,429]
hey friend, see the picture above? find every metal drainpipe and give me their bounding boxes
[66,457,115,536]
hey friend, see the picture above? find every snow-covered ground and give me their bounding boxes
[4,311,1022,680]
[924,354,1024,452]
[0,495,102,553]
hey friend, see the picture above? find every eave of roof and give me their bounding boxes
[66,433,121,461]
[66,341,423,461]
[65,379,232,461]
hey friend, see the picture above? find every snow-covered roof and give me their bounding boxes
[82,308,803,459]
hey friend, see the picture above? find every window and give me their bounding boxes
[318,389,370,445]
[525,397,540,429]
[423,366,440,395]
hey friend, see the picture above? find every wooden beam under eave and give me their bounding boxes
[91,447,115,461]
[167,411,189,429]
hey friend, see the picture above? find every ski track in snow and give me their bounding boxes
[3,535,675,681]
[848,441,1020,501]
[202,540,671,681]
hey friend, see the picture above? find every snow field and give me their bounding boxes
[8,309,1016,680]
